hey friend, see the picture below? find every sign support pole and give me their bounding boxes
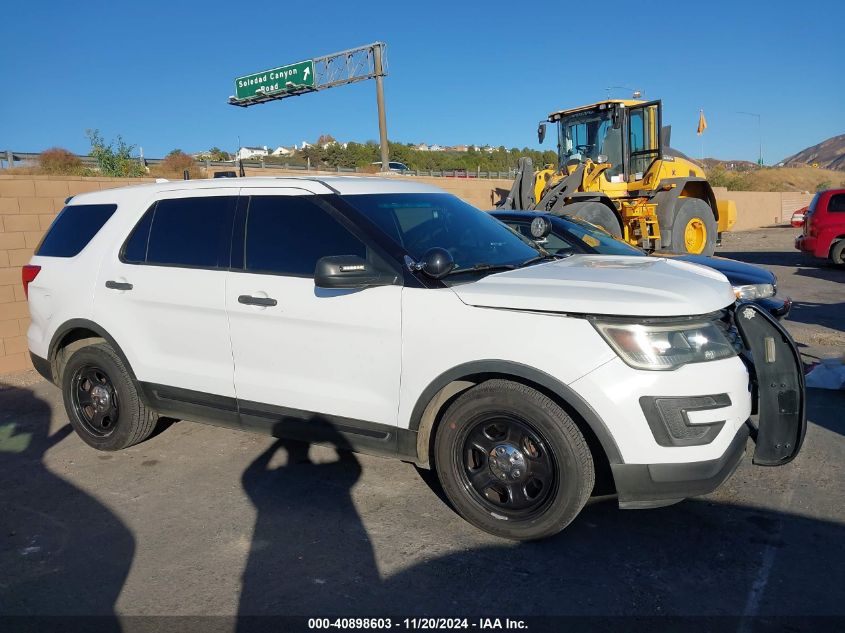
[374,44,390,173]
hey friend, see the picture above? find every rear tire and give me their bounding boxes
[433,379,594,541]
[565,201,623,238]
[671,198,717,255]
[830,240,845,266]
[61,343,157,451]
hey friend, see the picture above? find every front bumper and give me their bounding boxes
[612,424,749,508]
[757,296,791,320]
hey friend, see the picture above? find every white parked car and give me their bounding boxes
[24,177,805,540]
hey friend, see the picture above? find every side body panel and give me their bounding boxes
[92,188,238,397]
[226,187,403,428]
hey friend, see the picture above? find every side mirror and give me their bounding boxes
[314,255,396,289]
[660,125,672,148]
[418,247,455,279]
[537,123,547,145]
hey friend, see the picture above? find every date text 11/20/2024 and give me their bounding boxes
[307,618,528,630]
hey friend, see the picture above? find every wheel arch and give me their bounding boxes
[48,319,139,388]
[652,177,719,249]
[827,235,845,260]
[409,361,623,486]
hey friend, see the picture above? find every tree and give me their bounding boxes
[208,147,231,161]
[85,129,145,177]
[317,134,337,146]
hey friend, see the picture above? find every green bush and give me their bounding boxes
[86,129,145,177]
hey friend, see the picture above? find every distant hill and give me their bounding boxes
[700,158,759,171]
[782,134,845,171]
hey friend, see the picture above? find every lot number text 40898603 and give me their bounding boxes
[307,618,528,630]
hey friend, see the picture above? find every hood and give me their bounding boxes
[449,255,736,317]
[669,254,776,287]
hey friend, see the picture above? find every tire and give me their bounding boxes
[61,342,158,451]
[433,379,594,541]
[830,240,845,266]
[671,198,717,255]
[565,201,623,237]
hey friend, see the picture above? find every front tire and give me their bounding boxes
[433,380,594,540]
[671,198,717,255]
[61,343,157,451]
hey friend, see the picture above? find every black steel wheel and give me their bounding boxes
[61,342,158,451]
[434,379,594,540]
[71,364,120,437]
[461,415,557,519]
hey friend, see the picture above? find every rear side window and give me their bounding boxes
[828,193,845,213]
[122,196,237,268]
[244,196,366,276]
[35,204,117,257]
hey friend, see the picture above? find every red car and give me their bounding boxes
[795,189,845,265]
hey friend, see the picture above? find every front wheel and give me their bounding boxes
[434,380,594,540]
[671,198,717,255]
[61,343,158,451]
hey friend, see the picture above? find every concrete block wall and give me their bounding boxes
[0,175,154,373]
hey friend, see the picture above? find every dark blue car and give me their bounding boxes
[492,211,791,319]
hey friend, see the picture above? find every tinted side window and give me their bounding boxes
[36,204,117,257]
[122,205,155,263]
[828,194,845,213]
[245,196,365,276]
[145,196,237,268]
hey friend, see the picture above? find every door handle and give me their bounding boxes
[238,295,277,307]
[105,280,133,291]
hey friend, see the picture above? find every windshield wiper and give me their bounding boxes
[445,262,518,277]
[519,252,574,267]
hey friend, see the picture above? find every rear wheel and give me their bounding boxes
[434,380,594,540]
[61,343,157,451]
[671,198,717,255]
[565,201,622,238]
[830,240,845,266]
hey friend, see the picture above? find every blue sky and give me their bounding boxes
[1,0,842,163]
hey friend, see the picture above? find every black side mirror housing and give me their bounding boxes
[419,247,455,279]
[537,123,547,145]
[314,255,396,289]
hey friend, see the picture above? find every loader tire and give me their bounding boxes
[566,201,622,238]
[671,198,717,256]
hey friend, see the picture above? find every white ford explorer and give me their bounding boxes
[24,177,805,540]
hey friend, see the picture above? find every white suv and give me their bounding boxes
[24,177,805,540]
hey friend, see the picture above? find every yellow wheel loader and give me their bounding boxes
[499,99,736,255]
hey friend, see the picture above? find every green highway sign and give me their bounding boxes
[234,60,315,100]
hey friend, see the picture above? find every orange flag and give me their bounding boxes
[697,110,707,135]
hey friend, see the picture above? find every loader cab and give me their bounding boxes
[548,99,663,185]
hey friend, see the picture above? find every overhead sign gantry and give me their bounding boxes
[229,42,390,172]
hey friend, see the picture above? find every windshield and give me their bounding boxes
[560,217,644,256]
[501,214,644,257]
[342,193,543,274]
[558,110,623,179]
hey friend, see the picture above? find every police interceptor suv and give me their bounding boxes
[24,177,805,540]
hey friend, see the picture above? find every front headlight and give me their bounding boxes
[733,283,774,300]
[592,318,737,371]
